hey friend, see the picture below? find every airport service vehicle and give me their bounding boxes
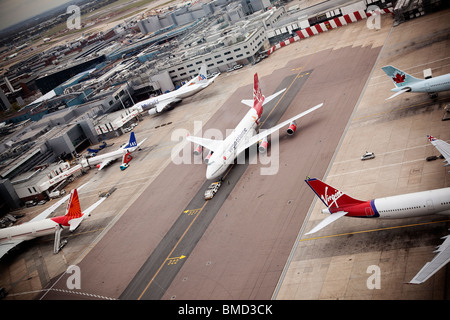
[0,184,106,258]
[204,181,222,200]
[304,178,450,284]
[187,73,323,180]
[80,132,146,171]
[133,64,219,115]
[427,135,450,172]
[361,151,375,160]
[382,65,450,100]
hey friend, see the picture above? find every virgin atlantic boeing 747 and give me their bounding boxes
[187,73,323,180]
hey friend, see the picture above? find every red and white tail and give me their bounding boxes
[51,189,83,228]
[253,73,264,107]
[306,178,364,209]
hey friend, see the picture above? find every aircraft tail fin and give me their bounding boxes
[193,64,208,85]
[253,73,264,107]
[51,189,83,228]
[65,189,82,219]
[305,178,365,209]
[381,65,422,88]
[124,132,138,149]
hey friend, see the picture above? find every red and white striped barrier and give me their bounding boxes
[267,8,393,55]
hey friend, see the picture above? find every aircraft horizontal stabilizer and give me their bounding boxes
[305,211,347,235]
[241,88,286,107]
[386,88,410,100]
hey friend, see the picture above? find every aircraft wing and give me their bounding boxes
[187,135,223,153]
[410,233,450,284]
[236,103,323,155]
[428,135,450,166]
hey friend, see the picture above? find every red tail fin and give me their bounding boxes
[253,73,264,107]
[306,178,364,209]
[51,189,83,226]
[65,189,82,218]
[253,73,264,117]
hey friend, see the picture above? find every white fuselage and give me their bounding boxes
[0,218,60,244]
[80,145,135,168]
[374,188,450,218]
[206,108,259,180]
[140,82,208,110]
[392,73,450,93]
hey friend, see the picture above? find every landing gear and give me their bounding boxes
[429,92,438,100]
[53,225,67,254]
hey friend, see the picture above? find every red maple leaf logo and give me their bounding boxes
[392,73,405,84]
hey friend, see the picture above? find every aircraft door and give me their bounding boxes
[426,199,434,211]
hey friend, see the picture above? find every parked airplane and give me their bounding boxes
[0,187,106,258]
[304,178,450,284]
[187,73,323,180]
[382,65,450,100]
[80,132,146,170]
[134,64,220,115]
[427,135,450,172]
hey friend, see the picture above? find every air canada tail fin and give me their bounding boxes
[124,132,138,149]
[381,65,422,88]
[305,178,365,209]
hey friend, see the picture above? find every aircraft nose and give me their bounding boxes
[206,167,214,180]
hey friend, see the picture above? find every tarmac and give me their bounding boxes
[0,8,449,300]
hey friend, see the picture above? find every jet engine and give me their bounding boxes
[287,121,297,135]
[148,108,158,116]
[258,137,269,153]
[205,151,213,164]
[194,145,203,156]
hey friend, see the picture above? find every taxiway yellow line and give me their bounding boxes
[137,200,209,300]
[301,219,450,242]
[259,71,309,128]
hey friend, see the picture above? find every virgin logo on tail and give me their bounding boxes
[321,186,344,208]
[253,74,264,105]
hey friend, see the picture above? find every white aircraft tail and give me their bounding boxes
[192,64,208,85]
[381,65,422,88]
